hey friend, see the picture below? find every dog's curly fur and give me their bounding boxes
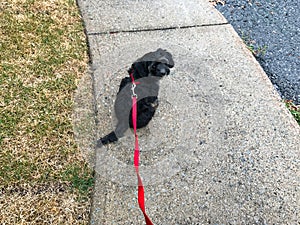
[98,49,174,145]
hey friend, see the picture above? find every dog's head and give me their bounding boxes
[148,61,171,77]
[129,48,174,79]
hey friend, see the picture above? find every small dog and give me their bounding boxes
[98,48,174,145]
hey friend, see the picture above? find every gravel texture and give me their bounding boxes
[216,0,300,104]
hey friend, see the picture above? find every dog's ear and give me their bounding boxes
[135,49,174,68]
[154,48,174,68]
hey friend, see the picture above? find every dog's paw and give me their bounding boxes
[99,131,118,145]
[100,137,109,145]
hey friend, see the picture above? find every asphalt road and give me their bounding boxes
[215,0,300,104]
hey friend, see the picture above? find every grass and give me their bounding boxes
[246,44,268,57]
[0,0,93,224]
[241,32,268,57]
[284,100,300,125]
[61,164,94,200]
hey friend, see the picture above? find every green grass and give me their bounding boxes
[61,165,95,200]
[0,0,93,224]
[285,100,300,125]
[246,44,268,57]
[241,32,268,57]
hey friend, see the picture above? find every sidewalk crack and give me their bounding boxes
[88,22,229,36]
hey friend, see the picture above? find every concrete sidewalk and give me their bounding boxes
[76,0,299,224]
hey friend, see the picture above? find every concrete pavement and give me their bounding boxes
[75,0,300,224]
[216,0,300,104]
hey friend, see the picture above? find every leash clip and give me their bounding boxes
[131,83,138,98]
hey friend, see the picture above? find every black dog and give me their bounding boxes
[98,48,174,146]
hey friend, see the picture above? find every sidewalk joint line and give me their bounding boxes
[87,22,229,36]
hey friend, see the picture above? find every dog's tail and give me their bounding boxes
[97,131,118,147]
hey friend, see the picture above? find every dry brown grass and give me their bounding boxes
[0,0,93,224]
[0,183,90,224]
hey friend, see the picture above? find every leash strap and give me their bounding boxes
[131,73,154,225]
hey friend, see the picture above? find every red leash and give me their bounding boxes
[130,73,154,225]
